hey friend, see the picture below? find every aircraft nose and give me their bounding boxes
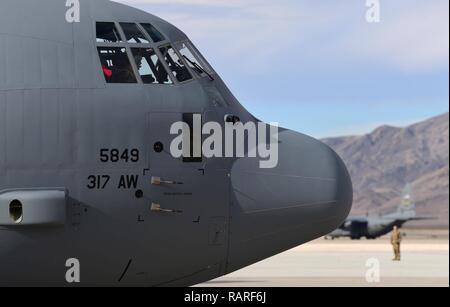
[332,150,354,221]
[226,129,353,272]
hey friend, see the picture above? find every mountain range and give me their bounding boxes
[322,113,449,228]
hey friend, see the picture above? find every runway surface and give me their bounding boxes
[198,229,449,287]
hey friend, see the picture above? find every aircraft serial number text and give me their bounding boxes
[100,148,140,163]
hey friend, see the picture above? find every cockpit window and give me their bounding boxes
[175,42,211,77]
[140,23,165,43]
[120,23,150,44]
[131,48,173,84]
[97,47,137,83]
[159,45,192,83]
[96,22,122,43]
[95,21,197,85]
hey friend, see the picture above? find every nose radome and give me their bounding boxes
[226,129,353,273]
[333,148,353,223]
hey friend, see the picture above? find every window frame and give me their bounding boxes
[96,21,124,44]
[158,43,195,84]
[140,23,166,43]
[97,46,139,84]
[130,47,174,85]
[94,21,207,86]
[119,22,152,44]
[174,40,215,78]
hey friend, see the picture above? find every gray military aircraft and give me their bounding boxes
[0,0,352,286]
[327,185,429,240]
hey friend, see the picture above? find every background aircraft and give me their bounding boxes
[327,185,433,240]
[0,0,352,286]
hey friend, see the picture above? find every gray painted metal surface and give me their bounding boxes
[0,0,353,286]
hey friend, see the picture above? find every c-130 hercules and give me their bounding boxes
[0,0,352,286]
[327,185,433,240]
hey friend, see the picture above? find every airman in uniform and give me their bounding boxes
[391,226,402,261]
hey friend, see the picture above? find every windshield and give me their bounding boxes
[159,45,193,83]
[131,48,173,84]
[175,42,212,78]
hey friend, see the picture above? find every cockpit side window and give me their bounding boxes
[140,23,165,43]
[97,47,137,83]
[175,42,212,77]
[96,22,122,43]
[131,48,173,84]
[120,23,151,44]
[159,45,192,83]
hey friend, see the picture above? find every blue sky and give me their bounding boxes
[117,0,449,138]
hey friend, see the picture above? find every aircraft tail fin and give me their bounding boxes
[397,184,416,217]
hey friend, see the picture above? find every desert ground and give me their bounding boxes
[198,229,449,287]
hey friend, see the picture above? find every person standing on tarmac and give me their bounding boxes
[391,226,402,261]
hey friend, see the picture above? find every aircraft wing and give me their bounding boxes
[409,216,438,221]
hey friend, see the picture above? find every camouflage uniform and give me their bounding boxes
[391,227,402,261]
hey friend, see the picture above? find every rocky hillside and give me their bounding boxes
[322,113,449,227]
